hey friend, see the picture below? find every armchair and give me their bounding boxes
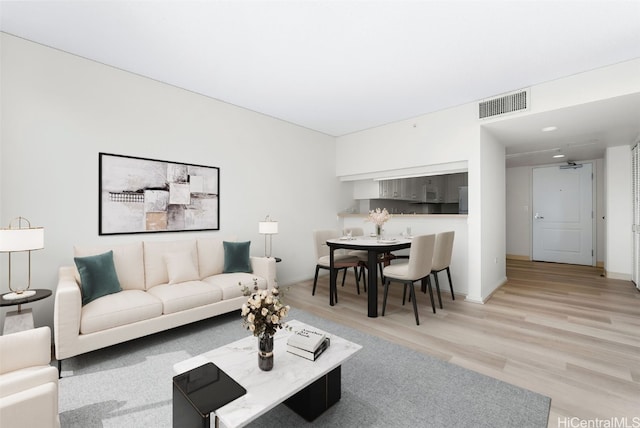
[0,326,60,428]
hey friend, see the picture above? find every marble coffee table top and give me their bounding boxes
[173,319,362,428]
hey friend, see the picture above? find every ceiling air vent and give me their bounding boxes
[479,89,529,119]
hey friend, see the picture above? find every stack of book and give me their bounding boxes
[286,327,331,361]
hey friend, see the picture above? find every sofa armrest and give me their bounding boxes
[0,327,51,375]
[250,257,277,289]
[0,381,60,428]
[54,267,82,360]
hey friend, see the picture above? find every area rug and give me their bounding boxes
[58,308,550,427]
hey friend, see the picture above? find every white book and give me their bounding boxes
[287,337,331,361]
[286,327,327,352]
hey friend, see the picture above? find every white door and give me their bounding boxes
[532,163,593,265]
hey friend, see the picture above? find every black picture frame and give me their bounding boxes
[99,152,220,235]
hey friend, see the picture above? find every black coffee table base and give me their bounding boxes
[284,366,341,422]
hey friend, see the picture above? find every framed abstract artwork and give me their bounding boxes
[99,153,220,235]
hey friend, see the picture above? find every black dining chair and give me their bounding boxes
[312,229,362,302]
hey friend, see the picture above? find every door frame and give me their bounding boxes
[529,161,596,266]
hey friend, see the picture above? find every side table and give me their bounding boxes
[173,362,246,428]
[1,289,52,335]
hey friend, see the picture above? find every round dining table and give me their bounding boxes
[326,236,412,317]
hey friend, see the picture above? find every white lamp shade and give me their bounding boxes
[0,227,44,252]
[258,221,278,235]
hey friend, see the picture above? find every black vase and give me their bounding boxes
[258,334,274,371]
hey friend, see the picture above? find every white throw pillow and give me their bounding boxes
[164,252,199,284]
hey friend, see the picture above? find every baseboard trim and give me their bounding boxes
[604,270,632,281]
[465,276,507,304]
[506,254,530,261]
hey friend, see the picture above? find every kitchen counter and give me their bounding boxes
[339,213,467,219]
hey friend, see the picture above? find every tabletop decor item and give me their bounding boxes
[258,215,278,258]
[0,217,45,300]
[240,281,290,371]
[366,208,391,239]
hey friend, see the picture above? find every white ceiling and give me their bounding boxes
[1,0,640,167]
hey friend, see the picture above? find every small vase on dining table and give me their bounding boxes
[376,224,383,240]
[258,333,274,371]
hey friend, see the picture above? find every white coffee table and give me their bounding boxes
[173,319,362,428]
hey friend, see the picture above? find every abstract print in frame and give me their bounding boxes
[99,153,220,235]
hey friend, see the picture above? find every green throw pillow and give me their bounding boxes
[74,250,122,305]
[223,241,253,273]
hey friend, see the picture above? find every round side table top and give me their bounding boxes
[0,289,52,307]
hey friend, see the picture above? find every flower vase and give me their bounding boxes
[376,224,382,240]
[258,334,274,371]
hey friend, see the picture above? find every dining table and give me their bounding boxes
[326,236,412,317]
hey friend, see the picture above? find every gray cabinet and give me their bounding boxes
[444,173,467,203]
[424,176,444,202]
[404,177,423,202]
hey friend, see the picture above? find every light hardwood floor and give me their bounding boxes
[283,260,640,427]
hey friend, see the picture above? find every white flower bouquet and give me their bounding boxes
[240,282,290,337]
[366,207,391,226]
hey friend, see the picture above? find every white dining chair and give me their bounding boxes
[381,234,436,325]
[312,230,362,302]
[430,231,455,309]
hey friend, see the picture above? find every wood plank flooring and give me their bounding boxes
[282,260,640,427]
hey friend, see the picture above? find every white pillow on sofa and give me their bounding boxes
[164,252,200,284]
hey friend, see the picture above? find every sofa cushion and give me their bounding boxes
[223,241,252,273]
[74,242,145,291]
[74,251,122,306]
[202,273,267,300]
[144,240,198,289]
[197,237,230,278]
[146,281,223,315]
[80,290,163,334]
[165,251,199,284]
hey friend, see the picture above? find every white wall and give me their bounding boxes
[336,104,475,179]
[0,34,338,330]
[478,128,507,301]
[506,166,532,258]
[605,145,633,279]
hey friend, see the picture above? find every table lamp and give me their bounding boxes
[0,217,44,300]
[258,215,278,258]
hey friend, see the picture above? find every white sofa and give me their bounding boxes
[54,237,276,369]
[0,327,60,428]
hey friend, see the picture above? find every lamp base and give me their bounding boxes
[2,290,36,300]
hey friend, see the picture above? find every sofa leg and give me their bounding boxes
[58,359,62,378]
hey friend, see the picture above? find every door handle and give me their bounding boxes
[534,213,544,219]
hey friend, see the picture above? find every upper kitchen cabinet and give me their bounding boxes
[377,177,427,201]
[444,173,468,203]
[424,175,445,203]
[404,177,425,202]
[353,180,381,199]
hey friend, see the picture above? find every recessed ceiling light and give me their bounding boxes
[553,154,565,158]
[542,126,557,132]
